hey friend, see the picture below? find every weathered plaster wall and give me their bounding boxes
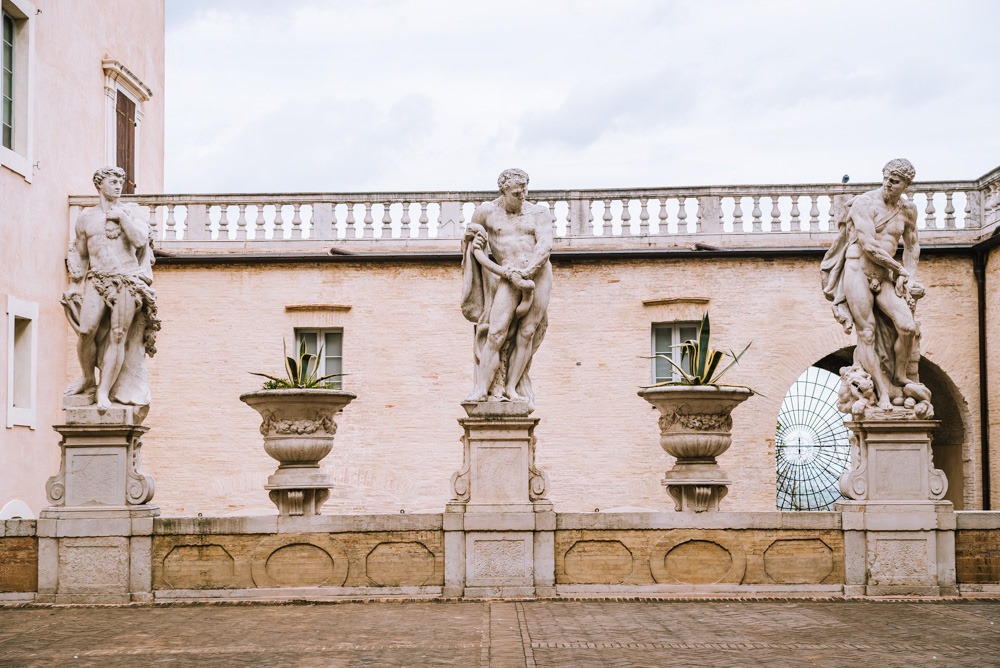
[1,1,165,515]
[135,252,981,515]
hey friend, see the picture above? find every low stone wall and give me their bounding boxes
[0,520,37,601]
[5,512,1000,602]
[956,511,1000,593]
[152,515,444,600]
[555,512,844,596]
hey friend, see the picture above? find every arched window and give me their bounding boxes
[775,366,851,510]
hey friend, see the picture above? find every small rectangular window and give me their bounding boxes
[6,296,37,428]
[294,328,343,389]
[652,322,698,384]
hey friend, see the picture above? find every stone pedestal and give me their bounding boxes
[444,401,554,597]
[36,400,159,604]
[837,418,957,596]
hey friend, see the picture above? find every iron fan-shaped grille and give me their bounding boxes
[775,366,851,510]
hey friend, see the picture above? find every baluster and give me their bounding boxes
[274,203,286,239]
[964,191,976,229]
[638,198,649,235]
[658,198,669,234]
[291,204,303,239]
[345,202,357,239]
[145,204,160,239]
[382,202,392,238]
[924,193,936,229]
[418,202,429,238]
[203,203,213,238]
[601,199,612,235]
[769,197,781,232]
[732,197,744,233]
[362,203,374,239]
[235,204,248,239]
[677,198,688,232]
[789,196,801,232]
[165,205,177,239]
[620,198,631,236]
[751,195,762,233]
[808,195,820,232]
[254,203,266,239]
[943,192,955,228]
[401,202,411,238]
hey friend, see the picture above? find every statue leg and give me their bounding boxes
[504,266,552,401]
[66,286,105,397]
[466,283,517,402]
[96,289,137,411]
[875,290,918,386]
[843,269,893,409]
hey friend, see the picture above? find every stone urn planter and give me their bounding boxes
[240,389,356,516]
[638,385,752,512]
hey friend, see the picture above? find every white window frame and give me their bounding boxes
[294,328,343,389]
[0,0,34,181]
[6,295,37,428]
[651,321,699,384]
[102,58,152,190]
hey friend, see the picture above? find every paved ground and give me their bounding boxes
[0,599,997,667]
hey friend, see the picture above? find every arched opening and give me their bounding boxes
[812,347,970,509]
[775,366,851,510]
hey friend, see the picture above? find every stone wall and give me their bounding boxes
[955,511,1000,591]
[0,520,37,598]
[152,515,444,599]
[136,252,983,515]
[555,513,843,594]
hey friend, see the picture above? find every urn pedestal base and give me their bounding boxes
[444,401,554,597]
[837,418,956,596]
[662,464,732,512]
[39,403,159,604]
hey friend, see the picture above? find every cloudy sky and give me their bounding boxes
[164,0,999,193]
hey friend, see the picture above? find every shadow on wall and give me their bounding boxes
[815,347,971,510]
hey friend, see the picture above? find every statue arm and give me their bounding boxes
[901,204,920,278]
[519,207,553,279]
[67,218,89,280]
[117,204,150,249]
[852,203,905,274]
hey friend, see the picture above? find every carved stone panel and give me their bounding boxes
[67,453,123,506]
[365,541,436,587]
[58,537,129,593]
[763,539,835,584]
[650,538,746,584]
[868,536,932,586]
[562,540,633,584]
[466,533,533,587]
[264,544,336,587]
[162,544,235,590]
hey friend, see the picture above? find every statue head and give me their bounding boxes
[882,158,915,185]
[497,168,529,194]
[93,166,126,190]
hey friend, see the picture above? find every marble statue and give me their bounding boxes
[821,158,933,418]
[62,166,160,411]
[462,168,552,409]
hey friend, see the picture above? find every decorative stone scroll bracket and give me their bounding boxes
[445,400,555,598]
[839,418,947,502]
[46,422,155,508]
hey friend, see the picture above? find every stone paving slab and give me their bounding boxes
[0,599,997,667]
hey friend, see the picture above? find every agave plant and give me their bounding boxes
[648,313,751,387]
[251,340,343,389]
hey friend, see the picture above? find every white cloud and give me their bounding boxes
[165,0,1000,192]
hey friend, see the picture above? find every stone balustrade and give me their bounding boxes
[67,168,1000,254]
